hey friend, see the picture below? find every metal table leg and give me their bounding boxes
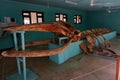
[6,31,38,80]
[13,31,26,80]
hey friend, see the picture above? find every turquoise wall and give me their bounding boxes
[0,0,87,49]
[0,32,14,50]
[87,11,120,34]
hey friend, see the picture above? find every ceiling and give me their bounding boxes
[9,0,120,11]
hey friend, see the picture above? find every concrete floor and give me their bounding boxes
[0,37,120,80]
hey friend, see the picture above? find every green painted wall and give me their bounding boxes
[0,0,87,49]
[87,11,120,34]
[0,32,14,50]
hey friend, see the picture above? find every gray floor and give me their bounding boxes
[0,37,120,80]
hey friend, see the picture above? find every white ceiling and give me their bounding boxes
[8,0,120,11]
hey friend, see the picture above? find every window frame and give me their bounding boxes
[22,11,44,24]
[74,15,82,24]
[55,13,67,22]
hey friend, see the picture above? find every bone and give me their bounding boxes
[2,39,73,57]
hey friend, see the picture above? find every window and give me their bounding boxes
[74,15,82,24]
[22,11,44,24]
[55,13,67,22]
[37,13,43,23]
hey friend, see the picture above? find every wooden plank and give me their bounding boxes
[116,56,120,80]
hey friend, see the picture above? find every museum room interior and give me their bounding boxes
[0,0,120,80]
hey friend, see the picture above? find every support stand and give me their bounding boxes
[6,31,38,80]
